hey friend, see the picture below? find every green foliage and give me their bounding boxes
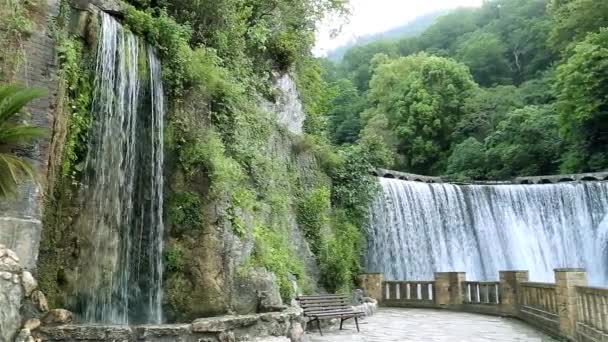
[123,5,193,95]
[556,28,608,172]
[164,241,187,272]
[319,211,363,293]
[366,53,478,173]
[548,0,608,51]
[57,38,94,178]
[454,85,524,142]
[446,138,487,181]
[0,85,46,197]
[456,31,511,86]
[0,0,37,80]
[485,105,562,178]
[296,187,330,255]
[323,0,608,178]
[253,224,308,301]
[326,79,366,145]
[179,129,246,196]
[168,192,204,235]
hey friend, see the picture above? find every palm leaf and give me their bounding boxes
[0,84,46,198]
[0,153,36,197]
[0,125,46,144]
[0,85,46,124]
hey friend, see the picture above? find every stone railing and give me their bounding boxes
[463,281,500,305]
[519,282,559,334]
[576,286,608,341]
[359,268,608,342]
[383,281,435,307]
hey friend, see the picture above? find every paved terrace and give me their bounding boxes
[308,308,557,342]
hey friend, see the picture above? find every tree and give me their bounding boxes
[556,28,608,172]
[548,0,608,52]
[0,85,45,197]
[485,105,562,179]
[456,31,511,86]
[327,79,366,145]
[366,53,478,174]
[340,40,400,91]
[419,8,480,53]
[454,85,524,142]
[446,138,487,180]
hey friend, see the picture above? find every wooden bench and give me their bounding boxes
[297,294,365,336]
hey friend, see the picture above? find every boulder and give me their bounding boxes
[233,268,283,314]
[288,322,307,342]
[259,291,286,313]
[21,271,37,296]
[352,289,364,305]
[0,271,24,341]
[0,246,25,342]
[41,309,73,326]
[23,318,41,331]
[30,290,49,312]
[14,329,34,342]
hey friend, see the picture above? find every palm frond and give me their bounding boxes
[0,85,46,124]
[0,153,36,197]
[0,84,46,198]
[0,125,46,144]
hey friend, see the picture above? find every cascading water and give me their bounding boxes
[367,178,608,286]
[71,12,165,324]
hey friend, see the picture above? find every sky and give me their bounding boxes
[314,0,483,56]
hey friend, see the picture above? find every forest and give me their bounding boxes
[322,0,608,180]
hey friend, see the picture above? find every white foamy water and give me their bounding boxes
[367,178,608,286]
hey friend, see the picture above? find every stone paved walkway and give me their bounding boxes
[308,308,557,342]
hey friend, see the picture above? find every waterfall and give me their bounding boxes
[71,12,165,324]
[367,178,608,286]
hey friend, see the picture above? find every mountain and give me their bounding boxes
[326,10,448,62]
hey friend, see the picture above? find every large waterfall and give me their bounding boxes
[367,178,608,286]
[71,13,165,324]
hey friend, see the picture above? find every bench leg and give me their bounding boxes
[317,318,323,336]
[340,318,344,330]
[355,316,360,332]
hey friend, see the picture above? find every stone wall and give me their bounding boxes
[0,0,61,270]
[33,308,307,342]
[361,269,608,342]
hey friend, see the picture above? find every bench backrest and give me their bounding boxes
[297,295,351,314]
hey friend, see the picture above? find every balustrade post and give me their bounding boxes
[555,268,587,339]
[358,273,384,302]
[499,270,529,315]
[435,272,465,307]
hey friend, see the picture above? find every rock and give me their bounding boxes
[219,331,236,342]
[33,325,132,340]
[192,315,259,333]
[233,268,283,314]
[30,290,49,312]
[352,289,364,305]
[21,271,37,296]
[71,0,123,14]
[259,291,286,313]
[0,248,23,272]
[288,322,306,342]
[41,309,73,326]
[0,248,24,342]
[23,318,41,331]
[14,329,34,342]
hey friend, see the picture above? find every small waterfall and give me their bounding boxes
[72,12,165,324]
[367,178,608,286]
